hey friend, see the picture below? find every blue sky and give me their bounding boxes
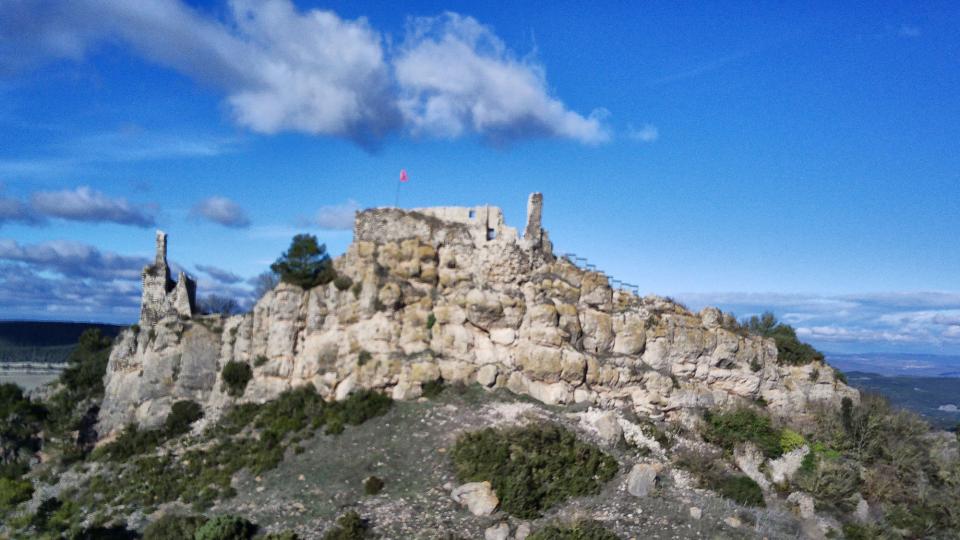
[0,0,958,354]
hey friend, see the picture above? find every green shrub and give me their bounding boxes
[832,368,848,385]
[0,383,47,479]
[809,368,820,382]
[527,520,620,540]
[426,313,436,330]
[222,361,253,397]
[194,515,256,540]
[452,424,618,518]
[0,477,33,510]
[351,282,362,299]
[780,429,806,454]
[421,379,444,398]
[254,355,268,367]
[716,475,765,507]
[841,522,882,540]
[363,475,384,495]
[270,234,336,289]
[702,408,783,459]
[263,532,300,540]
[744,312,823,365]
[357,350,372,366]
[142,513,206,540]
[322,511,370,540]
[164,400,204,436]
[794,455,861,514]
[334,275,353,291]
[749,358,762,372]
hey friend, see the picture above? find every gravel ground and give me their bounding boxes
[217,385,807,539]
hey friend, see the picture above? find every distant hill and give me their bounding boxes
[0,320,124,364]
[827,352,960,378]
[842,370,960,430]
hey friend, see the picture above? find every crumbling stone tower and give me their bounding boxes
[139,231,196,325]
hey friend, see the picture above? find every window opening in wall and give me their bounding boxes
[487,228,496,240]
[469,210,476,219]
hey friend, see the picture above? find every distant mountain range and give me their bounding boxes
[0,320,124,364]
[827,352,960,378]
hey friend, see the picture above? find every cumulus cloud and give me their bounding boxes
[0,238,148,280]
[196,263,243,284]
[0,194,43,226]
[628,124,659,143]
[312,199,360,230]
[30,186,157,227]
[394,13,609,144]
[0,1,606,146]
[191,196,251,228]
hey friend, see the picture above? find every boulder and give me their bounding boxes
[484,522,510,540]
[451,481,499,516]
[626,463,662,497]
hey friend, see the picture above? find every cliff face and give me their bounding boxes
[97,194,856,438]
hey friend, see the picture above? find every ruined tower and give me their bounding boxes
[139,231,196,325]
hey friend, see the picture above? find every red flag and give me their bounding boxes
[399,169,409,182]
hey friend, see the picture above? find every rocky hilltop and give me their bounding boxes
[98,193,855,439]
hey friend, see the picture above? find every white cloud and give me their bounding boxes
[1,2,608,146]
[628,124,659,143]
[191,196,251,228]
[30,186,156,227]
[313,199,360,230]
[395,13,609,144]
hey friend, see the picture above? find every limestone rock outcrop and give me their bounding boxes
[97,193,857,438]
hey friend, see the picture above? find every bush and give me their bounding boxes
[780,429,806,454]
[702,408,783,459]
[421,379,444,398]
[222,361,253,397]
[351,282,362,299]
[363,475,384,495]
[263,533,300,540]
[716,475,765,507]
[322,511,370,540]
[0,383,47,479]
[164,400,203,436]
[744,312,823,365]
[270,234,336,289]
[452,424,618,518]
[142,513,206,540]
[527,520,620,540]
[357,350,372,366]
[0,477,33,510]
[334,275,353,291]
[426,313,436,330]
[254,355,268,367]
[194,515,256,540]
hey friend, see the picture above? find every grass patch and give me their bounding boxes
[452,424,618,518]
[527,520,621,540]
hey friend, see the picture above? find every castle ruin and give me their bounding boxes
[139,231,196,325]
